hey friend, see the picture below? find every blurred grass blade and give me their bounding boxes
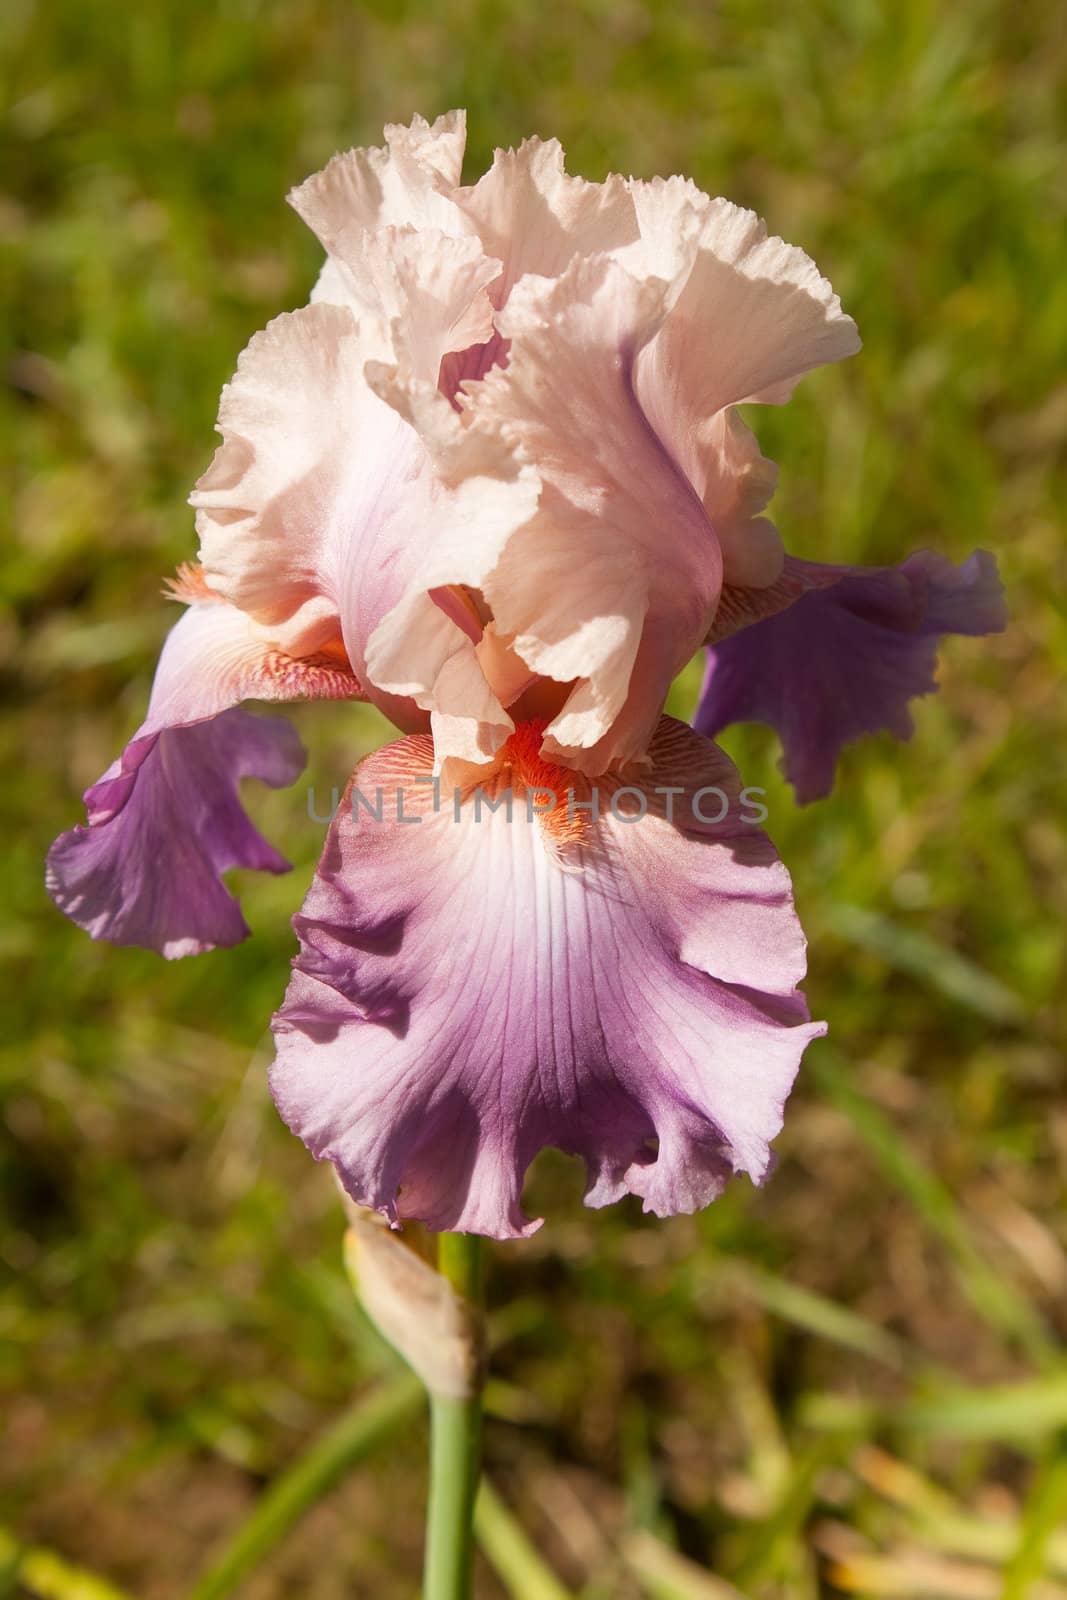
[822,903,1025,1025]
[856,1446,1067,1580]
[830,1547,1067,1598]
[189,1375,423,1600]
[731,1439,843,1591]
[620,1529,746,1599]
[474,1479,575,1600]
[803,1375,1067,1444]
[719,1261,907,1368]
[1000,1442,1067,1600]
[904,1375,1067,1441]
[808,1044,1050,1357]
[0,1527,134,1600]
[855,1445,962,1519]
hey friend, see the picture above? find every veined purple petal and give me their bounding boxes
[47,709,304,959]
[47,597,360,956]
[695,550,1006,803]
[270,717,823,1239]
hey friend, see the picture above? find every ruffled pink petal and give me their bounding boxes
[192,238,537,747]
[289,111,468,262]
[309,225,499,384]
[190,301,382,656]
[632,186,860,427]
[47,598,361,956]
[695,550,1007,802]
[356,380,541,763]
[628,184,859,590]
[270,717,822,1238]
[467,255,724,772]
[436,136,641,396]
[454,136,638,301]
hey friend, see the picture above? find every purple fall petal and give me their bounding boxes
[695,550,1006,803]
[46,598,362,956]
[270,717,823,1239]
[47,709,305,959]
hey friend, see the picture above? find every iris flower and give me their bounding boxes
[48,112,1005,1238]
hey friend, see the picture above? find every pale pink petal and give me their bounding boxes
[453,136,638,301]
[191,302,379,656]
[633,190,860,431]
[191,236,535,741]
[467,255,723,770]
[628,186,858,589]
[309,226,499,384]
[289,110,468,260]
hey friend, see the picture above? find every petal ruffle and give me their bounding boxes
[632,187,861,432]
[191,301,384,656]
[438,135,638,394]
[198,118,861,784]
[46,598,361,956]
[192,249,537,746]
[694,550,1007,803]
[310,225,499,384]
[465,254,724,773]
[289,110,468,263]
[629,184,859,590]
[270,716,823,1238]
[453,136,638,302]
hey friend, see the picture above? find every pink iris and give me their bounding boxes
[47,113,1005,1237]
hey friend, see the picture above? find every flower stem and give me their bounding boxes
[423,1232,484,1600]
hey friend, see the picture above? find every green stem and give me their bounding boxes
[423,1232,484,1600]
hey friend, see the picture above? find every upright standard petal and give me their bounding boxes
[456,253,724,773]
[632,188,860,427]
[453,137,638,298]
[428,188,860,774]
[289,110,468,264]
[47,593,362,957]
[198,119,861,782]
[629,184,860,591]
[192,239,538,749]
[271,717,823,1239]
[440,136,641,393]
[190,302,382,657]
[695,550,1007,803]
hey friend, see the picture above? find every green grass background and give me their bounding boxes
[2,0,1066,1595]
